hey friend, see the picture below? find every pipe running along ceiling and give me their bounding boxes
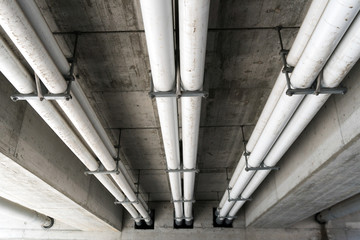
[0,0,359,228]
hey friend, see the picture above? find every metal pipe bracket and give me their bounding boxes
[276,25,347,97]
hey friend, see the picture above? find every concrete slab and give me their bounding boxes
[209,0,311,28]
[36,0,144,32]
[75,33,149,92]
[93,91,156,128]
[121,129,165,169]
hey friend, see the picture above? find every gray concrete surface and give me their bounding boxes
[0,74,122,231]
[245,61,360,228]
[33,0,307,203]
[120,202,320,240]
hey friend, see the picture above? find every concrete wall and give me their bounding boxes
[0,73,123,231]
[244,60,360,228]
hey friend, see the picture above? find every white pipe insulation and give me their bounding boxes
[217,0,360,222]
[219,0,330,210]
[0,37,141,223]
[0,196,53,229]
[139,0,183,225]
[0,0,152,224]
[179,0,210,225]
[227,13,360,221]
[16,0,143,205]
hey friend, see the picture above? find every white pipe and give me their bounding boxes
[15,0,136,191]
[219,0,329,210]
[227,14,360,220]
[0,37,141,223]
[217,0,360,221]
[179,0,210,225]
[286,0,329,66]
[16,0,142,204]
[0,196,53,228]
[16,0,70,75]
[139,0,183,224]
[0,1,151,224]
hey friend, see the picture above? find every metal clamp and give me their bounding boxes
[226,186,253,202]
[148,62,208,99]
[85,130,122,175]
[148,71,177,98]
[11,34,80,102]
[11,75,73,102]
[244,152,280,172]
[115,198,139,204]
[181,90,208,98]
[239,125,279,172]
[276,26,346,97]
[84,162,120,175]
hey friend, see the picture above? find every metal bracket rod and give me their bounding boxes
[286,86,347,96]
[276,25,347,97]
[148,63,208,99]
[149,91,177,98]
[11,34,80,102]
[85,130,123,175]
[226,187,253,202]
[240,125,279,172]
[114,198,139,204]
[181,90,208,98]
[84,162,120,175]
[244,154,280,172]
[11,76,73,102]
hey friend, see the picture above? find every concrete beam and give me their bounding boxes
[245,61,360,227]
[0,74,122,231]
[120,202,320,240]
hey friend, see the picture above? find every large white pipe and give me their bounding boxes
[286,0,329,66]
[139,0,183,224]
[0,196,53,228]
[0,1,151,224]
[16,0,142,203]
[0,37,141,223]
[217,0,360,221]
[219,0,329,210]
[227,14,360,220]
[179,0,210,225]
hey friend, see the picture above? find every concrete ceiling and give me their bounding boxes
[2,0,360,239]
[33,0,311,203]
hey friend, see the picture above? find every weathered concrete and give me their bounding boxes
[326,208,360,240]
[0,75,122,231]
[120,202,320,240]
[32,0,309,205]
[1,0,341,235]
[245,61,360,227]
